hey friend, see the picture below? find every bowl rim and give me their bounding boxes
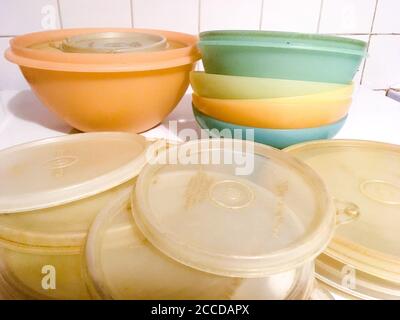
[5,28,201,72]
[199,30,367,57]
[192,104,348,131]
[190,71,355,99]
[192,93,351,129]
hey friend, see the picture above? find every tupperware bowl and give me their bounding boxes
[199,30,367,83]
[190,71,354,99]
[0,132,161,299]
[193,106,347,149]
[5,28,200,133]
[85,189,316,300]
[192,92,352,129]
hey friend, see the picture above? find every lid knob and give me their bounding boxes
[209,180,254,209]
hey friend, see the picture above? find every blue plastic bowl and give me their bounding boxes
[193,106,347,149]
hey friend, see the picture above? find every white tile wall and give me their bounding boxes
[0,38,29,90]
[261,0,321,33]
[200,0,262,31]
[133,0,199,34]
[319,0,376,34]
[0,0,60,35]
[373,0,400,33]
[363,35,400,89]
[1,0,400,91]
[59,0,132,28]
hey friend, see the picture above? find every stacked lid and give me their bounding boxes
[0,134,337,299]
[285,140,400,300]
[2,133,397,300]
[0,132,155,299]
[86,189,316,300]
[0,132,152,247]
[84,138,337,299]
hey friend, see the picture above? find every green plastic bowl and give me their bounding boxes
[199,30,367,84]
[193,106,347,149]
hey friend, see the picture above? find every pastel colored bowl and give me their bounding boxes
[192,93,351,129]
[199,30,367,84]
[6,28,200,133]
[190,71,354,99]
[193,106,347,149]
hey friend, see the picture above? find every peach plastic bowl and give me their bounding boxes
[192,93,352,129]
[5,28,200,133]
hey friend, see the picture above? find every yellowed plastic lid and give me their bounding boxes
[85,188,315,300]
[0,132,150,214]
[61,32,167,53]
[316,253,400,300]
[309,281,335,300]
[285,140,400,283]
[132,139,335,277]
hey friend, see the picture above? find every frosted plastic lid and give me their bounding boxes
[133,139,336,277]
[85,188,314,300]
[61,32,167,53]
[0,132,150,213]
[316,253,400,300]
[285,140,400,282]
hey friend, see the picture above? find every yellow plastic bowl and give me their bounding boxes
[6,28,200,133]
[190,71,354,99]
[192,93,352,129]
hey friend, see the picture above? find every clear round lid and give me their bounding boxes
[285,140,400,282]
[0,132,152,247]
[61,32,167,53]
[85,188,314,300]
[0,132,150,213]
[132,139,335,277]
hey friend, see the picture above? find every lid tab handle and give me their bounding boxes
[334,198,360,226]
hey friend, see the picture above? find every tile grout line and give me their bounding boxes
[259,0,265,30]
[56,0,63,29]
[130,0,134,28]
[316,0,324,33]
[359,0,379,86]
[197,0,202,34]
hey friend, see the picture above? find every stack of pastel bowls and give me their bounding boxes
[191,30,367,149]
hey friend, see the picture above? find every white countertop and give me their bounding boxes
[1,86,400,151]
[0,86,399,300]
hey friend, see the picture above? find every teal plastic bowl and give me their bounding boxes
[199,30,367,84]
[193,106,347,149]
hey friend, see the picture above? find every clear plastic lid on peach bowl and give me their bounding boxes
[132,139,336,277]
[5,28,200,72]
[0,132,158,247]
[285,140,400,283]
[61,32,167,53]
